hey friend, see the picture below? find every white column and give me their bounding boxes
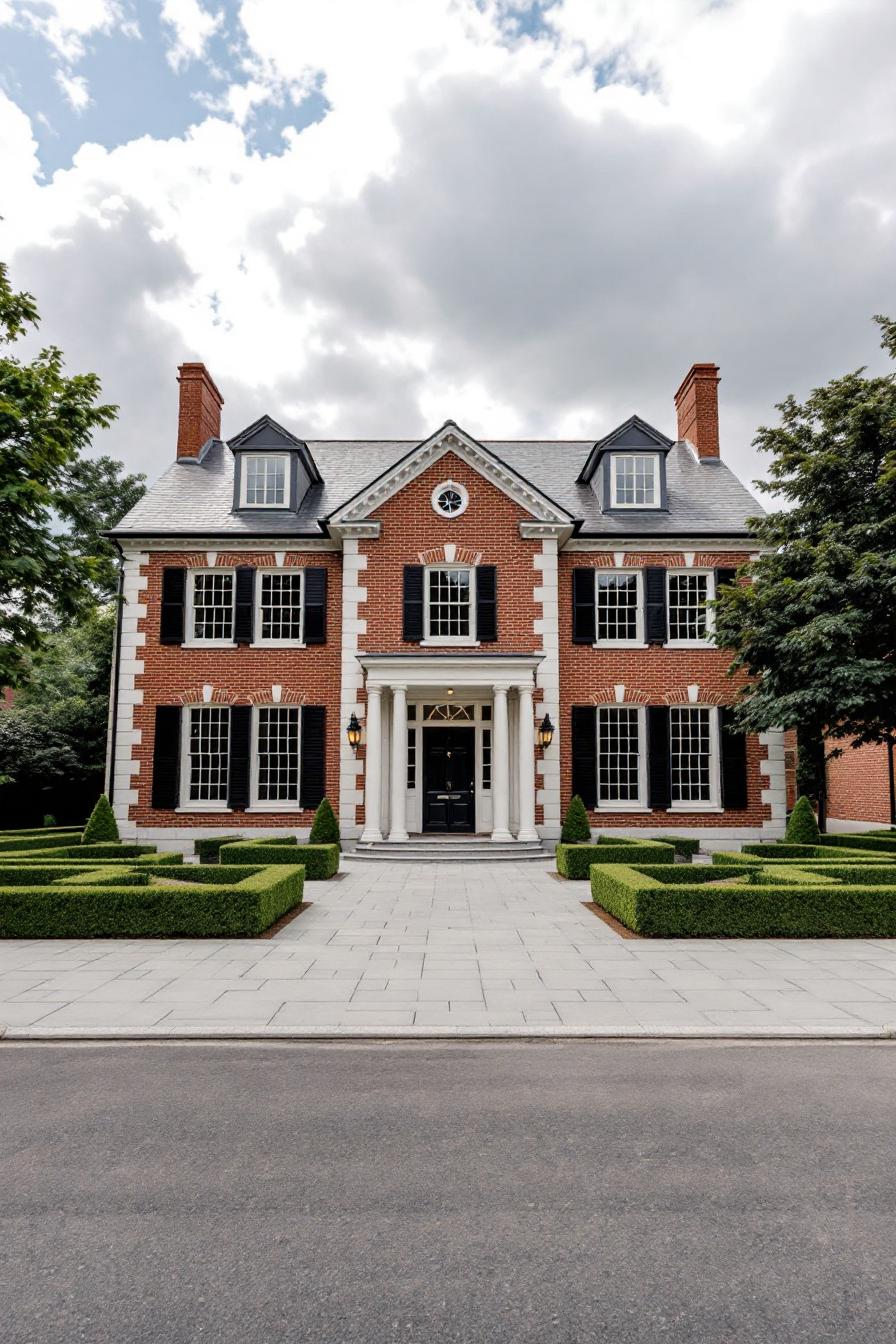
[360,685,383,842]
[388,684,409,842]
[516,684,538,841]
[491,683,513,841]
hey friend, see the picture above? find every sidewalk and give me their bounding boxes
[2,859,896,1039]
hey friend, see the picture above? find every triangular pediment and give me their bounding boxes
[327,420,574,528]
[577,415,674,483]
[227,415,321,482]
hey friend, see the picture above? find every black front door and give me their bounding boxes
[422,727,475,832]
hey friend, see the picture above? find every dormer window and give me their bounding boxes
[241,453,288,507]
[611,453,659,508]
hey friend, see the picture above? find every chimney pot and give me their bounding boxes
[177,362,223,460]
[674,362,720,459]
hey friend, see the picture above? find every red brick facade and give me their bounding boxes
[826,739,895,827]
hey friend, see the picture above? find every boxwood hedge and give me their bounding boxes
[818,833,896,854]
[556,837,675,879]
[590,860,896,937]
[659,836,701,859]
[194,835,241,864]
[0,862,304,938]
[219,838,339,880]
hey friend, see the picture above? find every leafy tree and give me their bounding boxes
[57,455,146,601]
[82,793,119,844]
[713,316,896,829]
[309,797,340,847]
[0,261,118,683]
[561,794,592,843]
[785,796,821,845]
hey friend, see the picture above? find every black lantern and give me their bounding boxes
[537,713,554,751]
[346,713,362,753]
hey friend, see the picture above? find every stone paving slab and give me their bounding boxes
[2,858,896,1039]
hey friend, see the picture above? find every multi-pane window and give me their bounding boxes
[670,707,713,803]
[612,454,657,506]
[243,454,287,506]
[427,568,472,639]
[597,707,641,804]
[596,573,639,642]
[407,729,417,790]
[187,706,230,803]
[259,571,303,642]
[191,572,234,641]
[482,729,492,791]
[256,707,300,803]
[668,573,710,642]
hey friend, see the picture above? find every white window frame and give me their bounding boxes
[178,704,233,812]
[610,453,660,509]
[431,479,469,518]
[421,564,478,646]
[593,570,645,648]
[185,569,236,648]
[239,452,290,509]
[668,704,722,812]
[666,569,715,646]
[248,704,302,812]
[595,704,648,811]
[252,568,305,648]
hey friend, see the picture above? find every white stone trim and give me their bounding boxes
[534,538,561,838]
[759,727,787,838]
[338,538,367,837]
[115,537,339,552]
[110,550,148,836]
[563,538,756,553]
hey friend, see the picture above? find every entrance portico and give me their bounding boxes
[358,655,543,843]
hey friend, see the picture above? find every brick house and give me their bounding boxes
[826,740,896,831]
[107,361,787,851]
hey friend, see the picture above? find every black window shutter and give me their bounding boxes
[234,567,255,645]
[228,705,251,810]
[571,705,597,809]
[714,566,737,594]
[300,706,326,809]
[647,706,671,809]
[644,567,667,645]
[572,568,596,644]
[720,706,748,810]
[160,567,186,645]
[151,705,182,809]
[304,567,327,645]
[403,565,424,642]
[476,565,498,642]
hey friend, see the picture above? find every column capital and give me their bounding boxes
[391,683,408,695]
[366,684,383,699]
[492,682,512,696]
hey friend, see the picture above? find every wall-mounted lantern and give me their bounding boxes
[537,713,555,752]
[346,713,363,754]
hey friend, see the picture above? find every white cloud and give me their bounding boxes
[1,0,128,61]
[160,0,222,71]
[0,0,894,486]
[55,69,90,111]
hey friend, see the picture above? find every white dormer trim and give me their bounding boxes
[327,422,575,534]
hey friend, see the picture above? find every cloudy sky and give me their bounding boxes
[1,0,894,493]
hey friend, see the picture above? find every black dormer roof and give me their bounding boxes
[576,415,674,484]
[227,415,322,483]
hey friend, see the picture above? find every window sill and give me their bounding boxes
[595,804,650,812]
[182,641,236,650]
[665,640,713,649]
[244,804,301,813]
[591,642,647,650]
[667,804,723,813]
[175,805,234,814]
[420,639,481,648]
[249,643,307,650]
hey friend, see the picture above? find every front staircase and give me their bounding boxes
[350,836,550,863]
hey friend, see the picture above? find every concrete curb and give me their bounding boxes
[3,1023,896,1042]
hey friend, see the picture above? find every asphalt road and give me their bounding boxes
[2,1041,895,1343]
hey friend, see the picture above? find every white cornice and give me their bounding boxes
[328,424,573,527]
[563,537,757,553]
[519,520,574,543]
[358,652,543,691]
[327,520,381,540]
[116,537,339,554]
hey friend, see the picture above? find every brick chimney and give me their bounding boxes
[674,363,720,459]
[176,362,223,460]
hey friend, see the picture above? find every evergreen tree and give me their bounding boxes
[309,797,340,847]
[561,794,592,843]
[785,795,821,845]
[82,794,119,844]
[713,316,896,829]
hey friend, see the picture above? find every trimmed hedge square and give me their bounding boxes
[0,862,304,938]
[818,833,896,855]
[557,837,675,880]
[659,836,701,859]
[219,839,339,880]
[590,860,896,937]
[194,835,241,864]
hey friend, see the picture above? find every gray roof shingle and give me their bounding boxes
[112,434,763,539]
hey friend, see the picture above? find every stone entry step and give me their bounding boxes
[351,838,550,863]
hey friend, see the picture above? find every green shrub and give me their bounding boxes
[661,835,701,859]
[738,842,885,861]
[713,849,892,867]
[556,837,675,879]
[220,840,339,879]
[0,832,82,854]
[818,833,896,854]
[560,795,592,844]
[0,863,304,938]
[194,835,241,864]
[590,861,896,937]
[309,797,340,848]
[81,794,120,845]
[42,814,57,828]
[785,795,820,844]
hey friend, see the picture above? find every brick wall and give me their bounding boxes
[558,549,769,829]
[826,738,894,825]
[129,549,342,828]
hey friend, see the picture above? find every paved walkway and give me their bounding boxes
[3,860,896,1037]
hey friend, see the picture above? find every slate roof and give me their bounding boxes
[112,432,763,539]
